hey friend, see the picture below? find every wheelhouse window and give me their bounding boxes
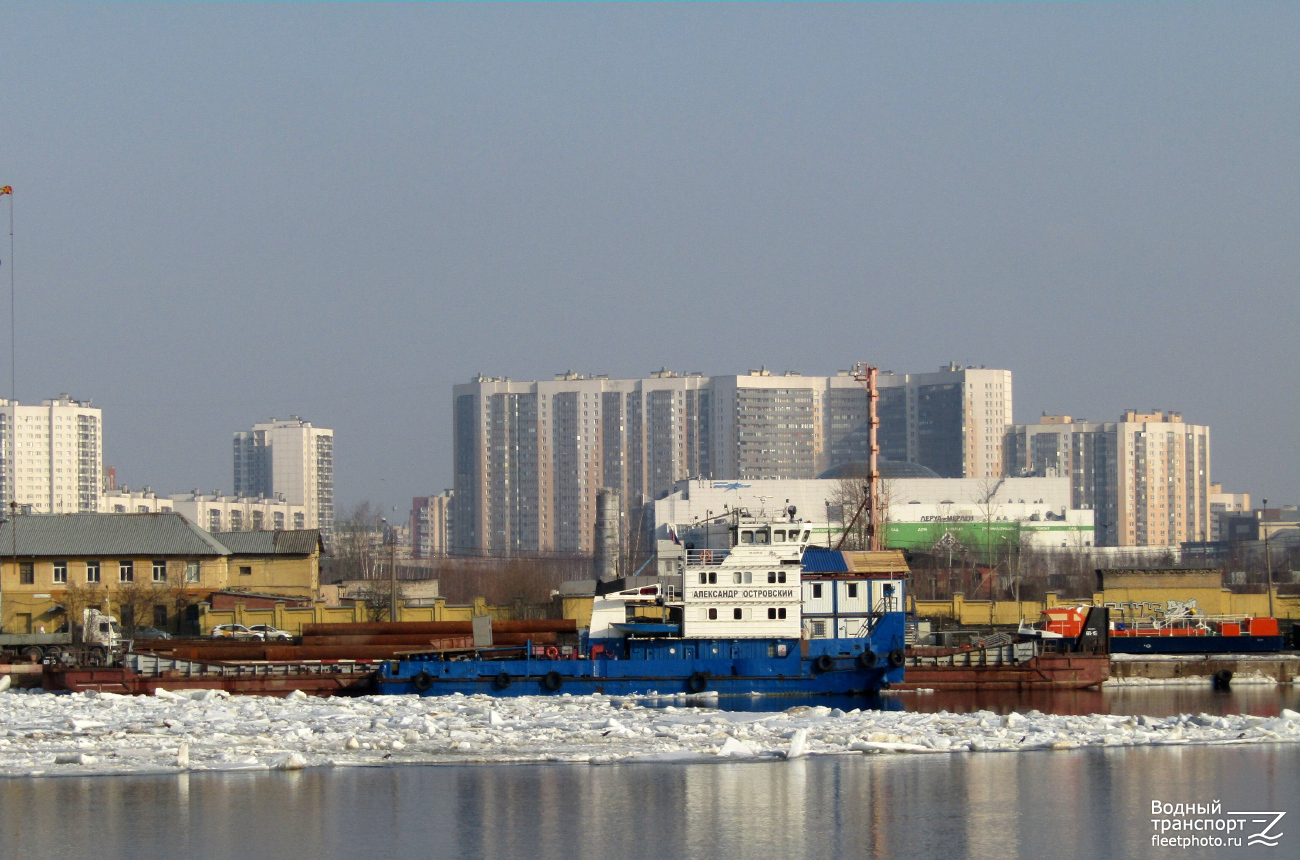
[697,571,717,585]
[767,607,777,620]
[733,608,743,620]
[707,608,718,620]
[767,571,787,584]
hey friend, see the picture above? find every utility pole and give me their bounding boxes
[382,517,398,624]
[1262,499,1274,618]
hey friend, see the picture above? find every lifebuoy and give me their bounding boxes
[813,654,835,673]
[701,550,713,564]
[412,671,434,692]
[542,671,564,692]
[886,649,906,669]
[857,650,878,670]
[545,646,560,659]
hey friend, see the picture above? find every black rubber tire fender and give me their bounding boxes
[686,671,709,694]
[1212,669,1233,689]
[813,654,835,673]
[492,671,512,691]
[412,671,435,693]
[542,670,564,692]
[886,649,906,669]
[857,650,878,670]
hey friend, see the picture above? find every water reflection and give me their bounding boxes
[3,746,1295,860]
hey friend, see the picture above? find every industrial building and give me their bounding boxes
[653,475,1093,561]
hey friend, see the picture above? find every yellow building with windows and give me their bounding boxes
[0,513,321,634]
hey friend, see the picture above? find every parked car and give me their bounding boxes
[132,626,172,640]
[210,624,263,641]
[247,625,293,642]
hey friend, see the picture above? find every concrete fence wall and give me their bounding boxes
[916,589,1300,627]
[199,596,494,634]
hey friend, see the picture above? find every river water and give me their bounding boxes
[3,687,1298,860]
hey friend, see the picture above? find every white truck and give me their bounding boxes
[0,609,127,665]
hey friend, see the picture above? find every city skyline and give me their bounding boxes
[1,4,1294,513]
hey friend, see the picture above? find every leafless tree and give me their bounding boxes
[59,582,109,643]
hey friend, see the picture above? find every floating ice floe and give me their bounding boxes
[1,689,1298,777]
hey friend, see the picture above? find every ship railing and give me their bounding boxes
[686,549,730,566]
[907,640,1038,668]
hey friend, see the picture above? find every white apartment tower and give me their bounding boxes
[0,395,103,514]
[233,417,334,539]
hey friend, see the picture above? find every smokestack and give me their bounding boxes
[594,488,622,582]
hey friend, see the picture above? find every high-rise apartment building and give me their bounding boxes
[1004,411,1211,547]
[411,491,454,558]
[452,364,1012,555]
[0,396,103,514]
[823,364,1012,479]
[1207,483,1251,542]
[233,417,334,539]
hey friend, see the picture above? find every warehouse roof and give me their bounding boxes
[0,513,231,557]
[211,530,323,555]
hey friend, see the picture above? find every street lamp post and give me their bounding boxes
[1262,499,1274,618]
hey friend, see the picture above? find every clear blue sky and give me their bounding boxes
[1,3,1296,516]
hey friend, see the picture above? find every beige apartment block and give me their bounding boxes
[1208,482,1250,542]
[233,417,334,540]
[0,395,103,515]
[1004,411,1211,547]
[411,491,454,558]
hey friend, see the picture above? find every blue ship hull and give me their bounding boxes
[1110,635,1285,654]
[376,615,907,698]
